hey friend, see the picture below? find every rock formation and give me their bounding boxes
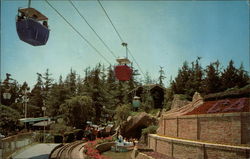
[120,112,158,139]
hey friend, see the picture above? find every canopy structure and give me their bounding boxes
[19,117,50,123]
[18,8,48,21]
[116,58,131,65]
[33,121,55,127]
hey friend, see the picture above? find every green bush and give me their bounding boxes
[74,129,84,140]
[65,132,75,143]
[0,105,21,135]
[33,133,44,142]
[45,134,54,143]
[142,125,158,136]
[33,132,54,143]
[54,135,63,143]
[114,104,131,125]
[149,109,160,116]
[140,103,151,113]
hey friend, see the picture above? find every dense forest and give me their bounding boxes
[0,58,249,135]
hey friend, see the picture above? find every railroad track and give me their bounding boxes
[50,140,86,159]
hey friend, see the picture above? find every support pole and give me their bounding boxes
[122,42,128,59]
[28,0,31,8]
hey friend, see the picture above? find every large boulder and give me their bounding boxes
[171,94,191,109]
[120,112,158,139]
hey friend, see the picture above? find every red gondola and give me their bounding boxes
[114,43,133,81]
[114,58,132,81]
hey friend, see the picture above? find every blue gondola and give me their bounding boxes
[16,8,50,46]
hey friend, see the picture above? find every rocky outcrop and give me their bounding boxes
[162,92,204,118]
[95,142,115,153]
[171,94,191,109]
[120,112,158,139]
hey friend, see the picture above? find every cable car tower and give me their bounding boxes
[114,43,133,81]
[16,0,50,46]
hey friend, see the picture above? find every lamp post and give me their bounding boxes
[3,92,11,100]
[2,73,13,103]
[22,88,29,129]
[42,106,46,143]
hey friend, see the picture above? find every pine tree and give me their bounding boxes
[47,82,69,117]
[172,61,190,94]
[221,60,239,90]
[65,69,77,96]
[43,69,53,97]
[29,73,44,116]
[185,57,203,95]
[236,63,249,87]
[203,61,221,93]
[158,66,166,87]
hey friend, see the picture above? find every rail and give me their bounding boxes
[50,140,86,159]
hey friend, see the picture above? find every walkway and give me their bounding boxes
[13,143,59,159]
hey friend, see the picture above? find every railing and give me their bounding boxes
[0,132,35,159]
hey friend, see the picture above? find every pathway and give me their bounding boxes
[13,143,59,159]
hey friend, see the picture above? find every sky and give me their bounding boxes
[1,0,249,87]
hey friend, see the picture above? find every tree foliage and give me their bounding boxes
[114,104,131,125]
[171,59,249,96]
[0,105,21,135]
[60,96,93,128]
[1,59,248,133]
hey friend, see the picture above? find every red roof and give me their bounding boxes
[186,98,250,115]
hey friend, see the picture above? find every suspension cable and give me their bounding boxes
[45,0,112,65]
[69,0,117,59]
[97,0,124,43]
[97,0,146,78]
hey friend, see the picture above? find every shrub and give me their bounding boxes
[0,105,21,135]
[65,132,75,143]
[54,135,63,143]
[142,125,158,136]
[74,129,84,140]
[114,104,131,125]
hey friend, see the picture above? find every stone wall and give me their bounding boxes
[148,134,250,159]
[158,112,250,145]
[1,132,34,159]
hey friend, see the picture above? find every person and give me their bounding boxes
[43,21,48,28]
[17,13,25,21]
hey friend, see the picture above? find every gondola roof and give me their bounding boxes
[18,8,48,21]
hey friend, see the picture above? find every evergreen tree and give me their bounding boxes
[221,60,239,90]
[158,66,166,87]
[236,63,249,87]
[14,82,30,116]
[60,96,93,128]
[1,73,18,106]
[65,69,77,96]
[144,72,155,85]
[172,61,190,94]
[43,69,53,98]
[29,73,44,116]
[47,83,68,117]
[185,57,203,95]
[76,75,84,95]
[203,61,221,93]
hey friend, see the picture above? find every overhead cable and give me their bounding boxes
[97,0,124,43]
[69,0,117,59]
[45,0,112,65]
[97,0,146,78]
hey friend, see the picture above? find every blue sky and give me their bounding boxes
[1,0,249,87]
